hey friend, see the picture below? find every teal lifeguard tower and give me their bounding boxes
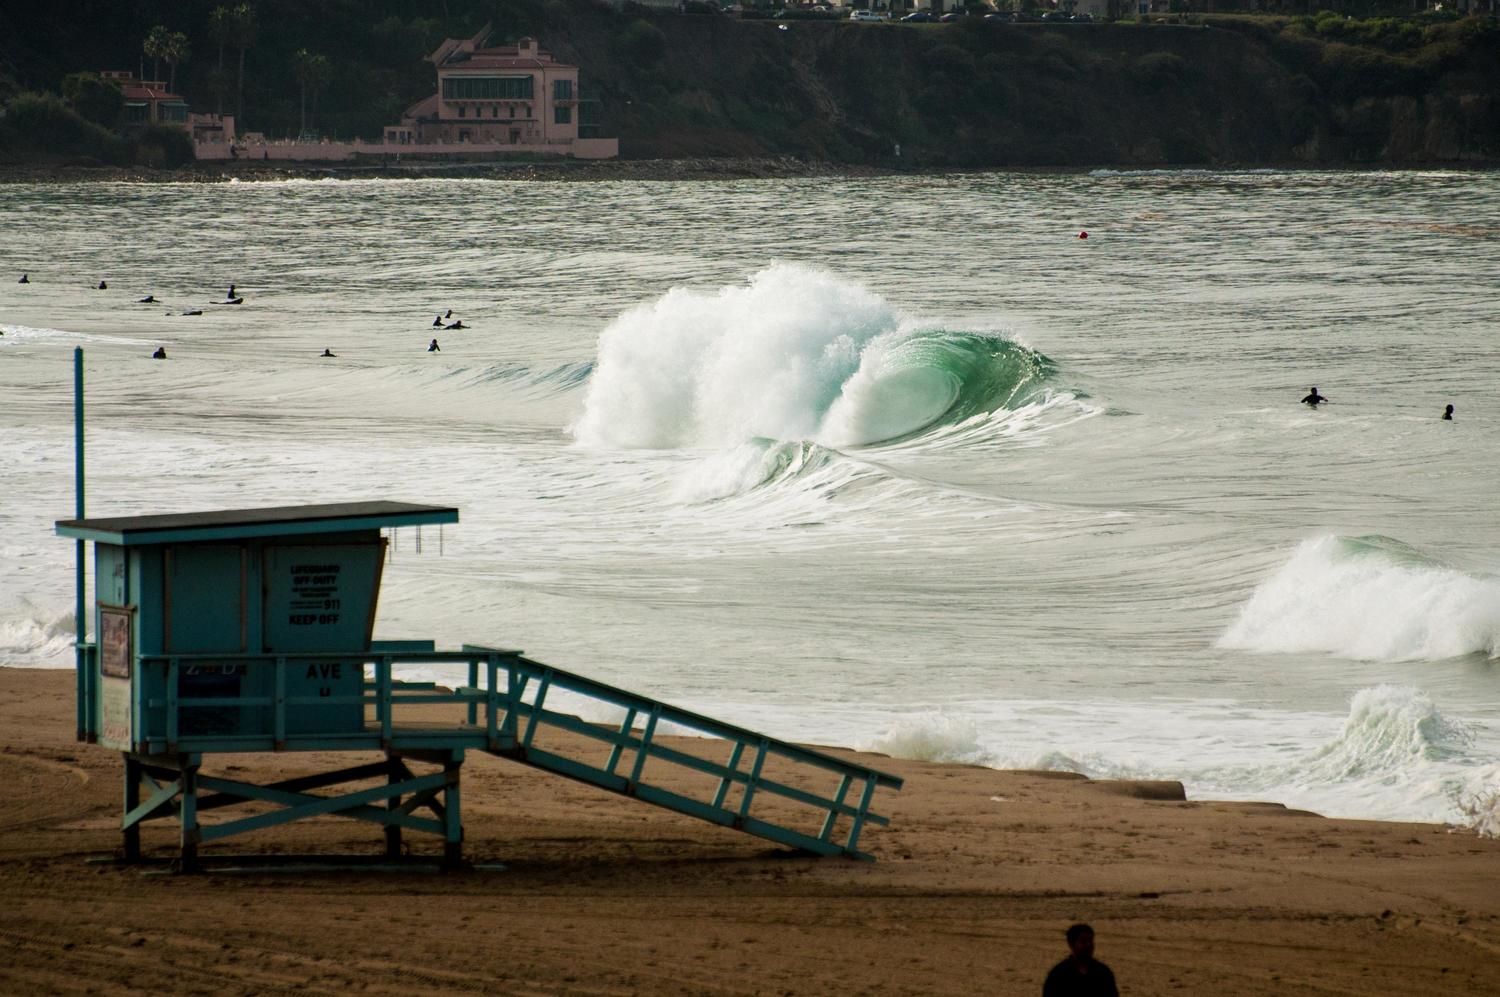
[58,351,901,870]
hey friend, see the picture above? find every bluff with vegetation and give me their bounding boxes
[0,0,1496,167]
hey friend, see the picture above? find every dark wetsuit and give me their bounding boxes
[1301,391,1327,407]
[1043,957,1118,997]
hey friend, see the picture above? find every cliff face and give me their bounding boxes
[544,11,1500,166]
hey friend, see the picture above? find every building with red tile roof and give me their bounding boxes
[100,71,189,128]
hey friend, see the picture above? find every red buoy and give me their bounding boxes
[1078,230,1089,239]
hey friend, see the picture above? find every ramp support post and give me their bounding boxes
[384,752,404,858]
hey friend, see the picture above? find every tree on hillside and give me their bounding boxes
[208,5,232,114]
[292,48,332,138]
[227,3,259,127]
[143,25,170,82]
[61,72,124,129]
[164,32,190,93]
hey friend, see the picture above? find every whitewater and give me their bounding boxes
[2,170,1498,833]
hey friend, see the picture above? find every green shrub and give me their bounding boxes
[1,91,132,165]
[618,19,667,68]
[134,123,197,168]
[1132,51,1189,89]
[61,72,124,128]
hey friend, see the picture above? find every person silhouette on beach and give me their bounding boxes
[320,348,336,357]
[1043,924,1118,997]
[151,347,168,360]
[1301,386,1328,407]
[428,339,441,352]
[1442,404,1454,421]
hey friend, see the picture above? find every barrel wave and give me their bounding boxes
[572,264,1051,450]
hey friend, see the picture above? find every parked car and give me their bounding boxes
[938,10,962,19]
[849,8,887,19]
[1071,11,1093,20]
[982,11,1010,19]
[900,10,934,20]
[1041,9,1067,19]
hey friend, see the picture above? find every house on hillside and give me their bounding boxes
[384,26,617,159]
[100,71,188,128]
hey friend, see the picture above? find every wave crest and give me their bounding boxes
[1217,535,1500,661]
[572,264,1050,449]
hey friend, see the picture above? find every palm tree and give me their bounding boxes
[291,50,332,137]
[209,6,232,114]
[164,32,190,93]
[143,25,170,83]
[228,3,259,127]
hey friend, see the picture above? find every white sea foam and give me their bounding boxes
[0,324,153,347]
[1217,535,1500,661]
[866,713,994,766]
[573,264,900,449]
[0,604,77,668]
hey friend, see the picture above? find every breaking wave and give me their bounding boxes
[572,264,1052,450]
[1217,535,1500,661]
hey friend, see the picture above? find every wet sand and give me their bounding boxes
[2,666,1497,996]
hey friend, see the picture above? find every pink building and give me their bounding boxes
[385,27,616,158]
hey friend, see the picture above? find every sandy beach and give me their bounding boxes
[1,666,1496,996]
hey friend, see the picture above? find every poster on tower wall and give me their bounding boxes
[99,605,133,750]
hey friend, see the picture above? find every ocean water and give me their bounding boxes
[2,170,1498,832]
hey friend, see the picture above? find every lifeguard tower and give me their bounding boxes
[57,351,901,870]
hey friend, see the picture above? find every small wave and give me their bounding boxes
[1299,685,1473,780]
[572,264,1052,450]
[1217,535,1500,661]
[1088,168,1281,178]
[474,360,593,391]
[1201,686,1500,829]
[0,604,77,668]
[0,324,153,347]
[866,713,993,766]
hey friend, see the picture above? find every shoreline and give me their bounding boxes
[2,157,1497,185]
[3,665,1497,995]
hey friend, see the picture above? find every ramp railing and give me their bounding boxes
[131,646,903,860]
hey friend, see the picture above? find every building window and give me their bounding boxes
[554,79,573,101]
[458,106,467,118]
[125,102,150,124]
[442,76,533,100]
[554,106,571,125]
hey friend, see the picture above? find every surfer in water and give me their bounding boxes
[432,314,443,327]
[18,274,28,284]
[139,295,156,303]
[428,338,441,352]
[1442,404,1454,421]
[320,348,336,358]
[227,283,236,299]
[97,280,108,290]
[1301,386,1328,407]
[151,346,167,359]
[445,320,466,330]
